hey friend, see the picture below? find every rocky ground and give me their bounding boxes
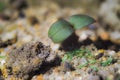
[0,0,120,80]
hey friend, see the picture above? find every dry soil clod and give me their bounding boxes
[4,41,59,80]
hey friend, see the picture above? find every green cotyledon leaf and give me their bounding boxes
[48,19,74,43]
[68,14,95,30]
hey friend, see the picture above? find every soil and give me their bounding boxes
[0,0,120,80]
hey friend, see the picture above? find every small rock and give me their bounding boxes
[106,50,116,57]
[28,16,39,25]
[0,38,17,48]
[97,28,110,41]
[62,62,75,72]
[95,53,104,59]
[98,70,110,80]
[80,57,88,65]
[87,74,100,80]
[114,73,120,80]
[110,31,120,40]
[51,44,60,51]
[110,31,120,44]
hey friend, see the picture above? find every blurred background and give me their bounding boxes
[0,0,120,51]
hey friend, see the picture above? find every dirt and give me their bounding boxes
[5,42,59,80]
[0,0,120,80]
[0,38,17,48]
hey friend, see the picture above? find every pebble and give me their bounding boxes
[106,50,116,57]
[110,31,120,43]
[97,28,109,41]
[1,31,17,42]
[76,30,96,41]
[87,74,100,80]
[51,44,60,51]
[22,35,32,43]
[98,70,110,79]
[0,60,6,65]
[80,57,88,65]
[62,62,75,71]
[114,73,120,80]
[110,31,120,40]
[95,53,104,59]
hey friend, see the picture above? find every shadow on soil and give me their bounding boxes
[59,33,120,52]
[28,56,62,80]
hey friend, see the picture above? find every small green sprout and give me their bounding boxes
[90,66,99,72]
[62,48,93,62]
[79,62,88,69]
[48,14,95,43]
[88,59,96,64]
[101,56,113,67]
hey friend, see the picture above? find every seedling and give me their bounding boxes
[101,56,113,67]
[90,66,99,72]
[48,14,95,43]
[88,59,96,64]
[79,62,88,69]
[62,48,93,62]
